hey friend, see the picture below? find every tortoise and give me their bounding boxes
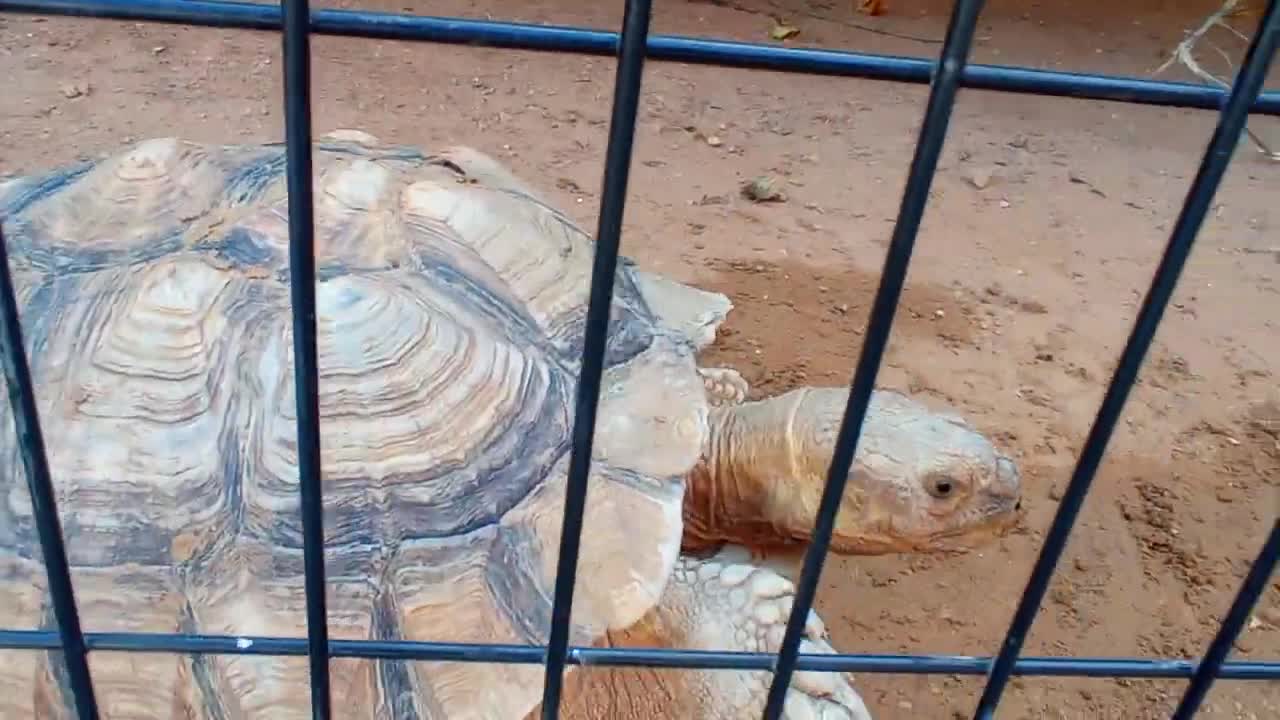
[0,130,1022,719]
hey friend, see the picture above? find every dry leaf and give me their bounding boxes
[857,0,886,16]
[769,24,800,41]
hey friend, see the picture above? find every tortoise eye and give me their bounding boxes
[927,476,955,499]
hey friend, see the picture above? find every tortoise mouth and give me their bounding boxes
[919,500,1024,552]
[808,508,1017,557]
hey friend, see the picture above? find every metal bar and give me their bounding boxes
[0,225,100,719]
[760,0,986,717]
[537,0,653,718]
[1171,518,1280,720]
[279,0,331,717]
[0,629,1276,680]
[1,0,1278,115]
[973,3,1280,717]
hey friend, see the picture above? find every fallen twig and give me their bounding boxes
[1154,0,1278,162]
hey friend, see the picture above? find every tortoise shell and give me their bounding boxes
[0,130,710,719]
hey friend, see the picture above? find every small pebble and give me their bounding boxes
[965,166,998,189]
[59,82,89,99]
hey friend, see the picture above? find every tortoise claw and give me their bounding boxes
[699,367,749,407]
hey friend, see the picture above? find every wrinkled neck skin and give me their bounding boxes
[683,390,817,579]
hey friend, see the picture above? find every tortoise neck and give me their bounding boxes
[682,393,803,553]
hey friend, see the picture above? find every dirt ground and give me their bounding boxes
[1,0,1278,717]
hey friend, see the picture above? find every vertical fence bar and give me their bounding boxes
[1170,518,1280,720]
[538,0,653,717]
[973,3,1280,717]
[0,225,100,719]
[759,0,987,717]
[279,0,331,717]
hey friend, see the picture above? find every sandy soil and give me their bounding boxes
[1,0,1278,717]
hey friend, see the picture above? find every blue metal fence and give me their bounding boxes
[0,0,1276,718]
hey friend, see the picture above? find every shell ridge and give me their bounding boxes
[220,148,288,207]
[0,160,96,217]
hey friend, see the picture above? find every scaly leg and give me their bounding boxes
[549,548,874,719]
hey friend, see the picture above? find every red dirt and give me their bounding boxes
[1,0,1277,717]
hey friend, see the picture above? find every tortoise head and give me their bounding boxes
[765,386,1024,556]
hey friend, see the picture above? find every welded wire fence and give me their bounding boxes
[0,0,1276,718]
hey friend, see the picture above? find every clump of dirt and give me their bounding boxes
[1236,398,1280,470]
[1117,479,1213,592]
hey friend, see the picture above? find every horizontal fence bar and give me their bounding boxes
[973,0,1280,716]
[761,0,986,716]
[1,0,1278,115]
[0,630,1276,679]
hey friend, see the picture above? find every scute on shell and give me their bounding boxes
[0,129,718,719]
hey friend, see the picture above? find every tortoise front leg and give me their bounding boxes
[548,547,874,719]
